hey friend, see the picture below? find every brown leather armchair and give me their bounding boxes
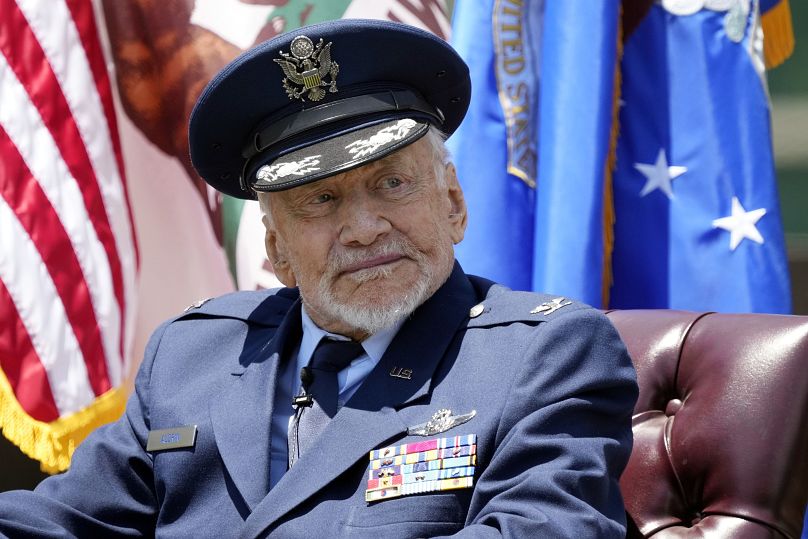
[606,310,808,538]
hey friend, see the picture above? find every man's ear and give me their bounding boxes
[263,214,296,287]
[445,163,467,244]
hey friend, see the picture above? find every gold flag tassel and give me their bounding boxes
[0,371,126,473]
[762,0,795,69]
[602,8,624,309]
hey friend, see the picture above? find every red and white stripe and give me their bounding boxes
[0,0,137,421]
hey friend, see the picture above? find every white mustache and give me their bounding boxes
[326,237,422,275]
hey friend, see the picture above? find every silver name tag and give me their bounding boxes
[146,425,197,452]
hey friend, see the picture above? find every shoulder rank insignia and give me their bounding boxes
[407,409,476,437]
[530,297,572,315]
[274,35,339,102]
[184,297,212,312]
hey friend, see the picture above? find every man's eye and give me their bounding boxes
[380,177,403,189]
[311,193,333,204]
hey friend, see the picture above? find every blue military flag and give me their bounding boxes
[449,0,622,306]
[610,1,791,312]
[450,0,792,313]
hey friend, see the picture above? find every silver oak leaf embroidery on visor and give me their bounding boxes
[345,119,418,160]
[256,155,322,183]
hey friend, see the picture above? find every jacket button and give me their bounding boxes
[665,398,683,416]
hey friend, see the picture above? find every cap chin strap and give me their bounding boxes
[238,89,444,195]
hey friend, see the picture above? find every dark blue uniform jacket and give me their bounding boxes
[0,264,638,538]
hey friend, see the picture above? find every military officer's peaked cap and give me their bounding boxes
[189,19,471,199]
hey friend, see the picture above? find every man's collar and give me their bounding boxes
[295,260,468,365]
[299,305,404,366]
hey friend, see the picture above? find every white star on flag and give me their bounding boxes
[634,149,687,199]
[712,197,767,251]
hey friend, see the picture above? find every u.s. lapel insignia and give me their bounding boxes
[389,366,412,380]
[407,409,476,437]
[274,35,339,102]
[365,434,477,502]
[530,297,572,315]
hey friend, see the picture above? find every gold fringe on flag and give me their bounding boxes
[762,0,795,69]
[0,370,127,474]
[602,9,624,309]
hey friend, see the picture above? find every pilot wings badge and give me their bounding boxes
[274,35,339,102]
[408,409,477,437]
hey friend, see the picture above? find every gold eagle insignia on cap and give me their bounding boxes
[274,35,339,102]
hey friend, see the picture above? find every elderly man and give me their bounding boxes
[0,19,637,538]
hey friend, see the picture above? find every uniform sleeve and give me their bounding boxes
[0,321,170,537]
[440,308,638,538]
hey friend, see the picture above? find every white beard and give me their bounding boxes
[316,272,433,336]
[301,235,451,336]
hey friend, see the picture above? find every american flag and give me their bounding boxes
[0,0,138,472]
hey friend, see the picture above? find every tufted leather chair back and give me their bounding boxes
[606,310,808,538]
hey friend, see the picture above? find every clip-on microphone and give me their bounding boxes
[291,367,314,408]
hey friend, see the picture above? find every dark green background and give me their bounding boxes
[769,2,808,313]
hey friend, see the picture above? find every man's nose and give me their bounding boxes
[338,192,392,246]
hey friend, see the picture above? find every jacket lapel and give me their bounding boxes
[209,297,302,511]
[243,264,478,537]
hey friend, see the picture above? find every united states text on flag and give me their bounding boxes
[0,0,138,472]
[449,0,622,306]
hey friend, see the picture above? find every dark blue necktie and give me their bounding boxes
[288,338,364,468]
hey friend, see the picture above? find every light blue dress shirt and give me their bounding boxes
[268,306,404,488]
